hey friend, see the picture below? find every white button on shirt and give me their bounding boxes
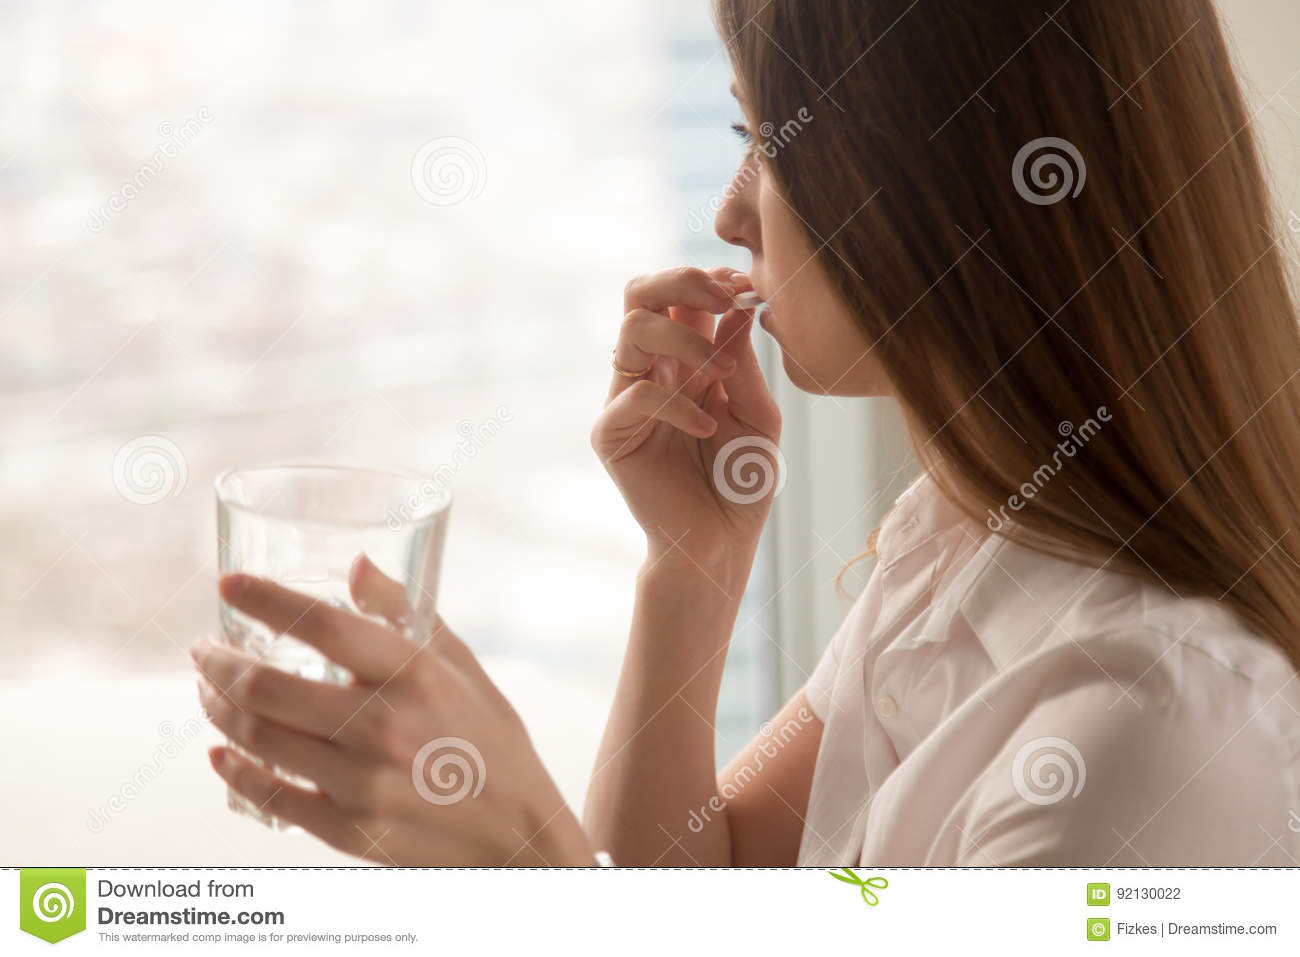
[797,470,1300,866]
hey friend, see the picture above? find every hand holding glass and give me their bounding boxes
[213,464,451,829]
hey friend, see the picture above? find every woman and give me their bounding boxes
[192,0,1300,865]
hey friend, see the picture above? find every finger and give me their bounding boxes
[708,310,773,418]
[593,379,717,459]
[669,303,718,344]
[672,267,750,338]
[716,267,754,303]
[348,553,416,631]
[609,309,737,400]
[191,638,372,742]
[198,676,362,799]
[218,574,413,684]
[208,747,359,853]
[624,266,741,315]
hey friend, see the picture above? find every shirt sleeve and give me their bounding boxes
[803,623,843,723]
[947,633,1300,866]
[804,575,881,723]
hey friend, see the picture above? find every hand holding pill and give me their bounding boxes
[591,265,783,574]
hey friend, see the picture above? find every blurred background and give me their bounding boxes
[1,0,1296,864]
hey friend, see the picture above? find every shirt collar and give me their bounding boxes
[879,469,1098,669]
[954,533,1109,670]
[875,468,984,569]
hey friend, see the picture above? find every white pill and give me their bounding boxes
[732,291,765,310]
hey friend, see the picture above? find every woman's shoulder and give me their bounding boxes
[949,531,1297,699]
[949,653,1300,863]
[939,543,1300,863]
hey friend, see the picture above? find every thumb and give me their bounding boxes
[350,552,480,674]
[347,553,494,682]
[710,309,773,422]
[348,552,415,630]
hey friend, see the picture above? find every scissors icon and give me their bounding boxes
[828,868,889,906]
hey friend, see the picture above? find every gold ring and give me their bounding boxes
[610,349,652,378]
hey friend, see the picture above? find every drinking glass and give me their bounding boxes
[214,463,451,829]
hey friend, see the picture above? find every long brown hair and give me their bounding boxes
[715,0,1300,668]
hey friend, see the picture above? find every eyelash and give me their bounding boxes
[730,121,754,144]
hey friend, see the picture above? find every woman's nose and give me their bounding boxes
[714,163,760,252]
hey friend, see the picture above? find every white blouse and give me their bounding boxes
[798,470,1300,866]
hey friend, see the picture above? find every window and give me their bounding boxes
[4,0,1294,867]
[0,1,754,864]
